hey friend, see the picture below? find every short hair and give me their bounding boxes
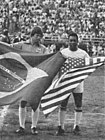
[31,26,43,37]
[68,31,78,41]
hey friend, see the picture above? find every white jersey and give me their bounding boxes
[61,48,89,59]
[61,48,89,93]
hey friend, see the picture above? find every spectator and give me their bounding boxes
[1,28,11,44]
[78,41,89,54]
[0,0,105,54]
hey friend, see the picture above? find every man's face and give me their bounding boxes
[31,34,42,44]
[68,36,78,51]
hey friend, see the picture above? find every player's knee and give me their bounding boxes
[60,100,68,111]
[75,99,82,112]
[75,100,82,108]
[73,92,82,108]
[20,101,27,108]
[75,106,82,112]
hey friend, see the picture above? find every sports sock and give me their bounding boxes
[19,106,26,128]
[73,111,82,129]
[31,107,40,128]
[58,109,66,129]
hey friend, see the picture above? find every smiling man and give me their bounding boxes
[56,31,90,136]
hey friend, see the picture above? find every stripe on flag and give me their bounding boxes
[41,57,105,116]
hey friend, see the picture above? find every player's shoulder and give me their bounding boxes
[60,48,69,53]
[78,48,89,58]
[78,48,87,53]
[60,48,70,58]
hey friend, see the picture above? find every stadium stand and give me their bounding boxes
[0,0,105,55]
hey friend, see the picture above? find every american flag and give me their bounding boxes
[41,57,105,116]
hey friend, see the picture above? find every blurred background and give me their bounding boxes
[0,0,105,56]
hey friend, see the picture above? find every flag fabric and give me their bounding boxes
[0,41,65,111]
[41,57,105,116]
[0,41,55,66]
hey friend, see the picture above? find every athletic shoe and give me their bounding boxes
[56,126,65,136]
[73,125,80,135]
[31,127,38,135]
[16,127,25,134]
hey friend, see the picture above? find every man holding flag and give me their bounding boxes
[11,26,48,135]
[56,31,90,135]
[0,29,104,137]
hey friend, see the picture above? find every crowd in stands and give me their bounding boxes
[0,0,105,56]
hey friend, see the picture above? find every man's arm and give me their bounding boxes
[10,42,24,50]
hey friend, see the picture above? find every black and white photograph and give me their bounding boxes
[0,0,105,140]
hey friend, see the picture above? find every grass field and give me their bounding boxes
[0,65,105,140]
